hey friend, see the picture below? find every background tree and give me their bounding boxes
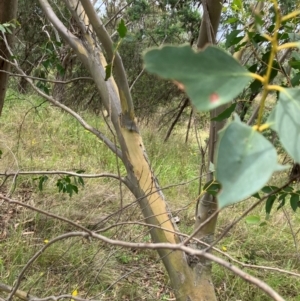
[0,0,18,114]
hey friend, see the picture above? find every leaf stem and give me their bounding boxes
[277,42,300,51]
[257,0,281,127]
[249,73,264,83]
[267,85,285,93]
[281,9,300,22]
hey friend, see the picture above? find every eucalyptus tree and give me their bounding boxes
[31,0,222,299]
[1,0,300,301]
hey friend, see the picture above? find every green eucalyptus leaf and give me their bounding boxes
[277,194,286,210]
[105,63,112,81]
[144,45,251,111]
[5,27,12,34]
[78,177,84,187]
[211,103,236,121]
[288,33,300,42]
[288,58,300,70]
[225,30,243,48]
[232,0,242,10]
[290,193,299,212]
[291,72,300,86]
[272,88,300,163]
[245,215,260,225]
[117,19,127,38]
[203,180,221,196]
[215,115,278,208]
[252,192,261,199]
[72,185,78,194]
[266,195,276,216]
[261,185,278,194]
[225,17,238,24]
[39,176,48,191]
[281,186,294,193]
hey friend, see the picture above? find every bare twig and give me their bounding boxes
[0,170,126,183]
[0,282,36,301]
[0,70,93,84]
[282,207,300,261]
[129,67,145,92]
[207,179,296,252]
[1,192,297,301]
[7,231,285,301]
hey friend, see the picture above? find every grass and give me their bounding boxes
[0,89,300,300]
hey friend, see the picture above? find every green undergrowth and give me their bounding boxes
[0,90,299,300]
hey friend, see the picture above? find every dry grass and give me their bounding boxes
[0,89,300,301]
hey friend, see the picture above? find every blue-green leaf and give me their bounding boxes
[272,88,300,163]
[144,45,251,111]
[216,115,278,208]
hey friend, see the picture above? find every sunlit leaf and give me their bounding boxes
[232,0,242,10]
[245,215,260,224]
[117,19,127,38]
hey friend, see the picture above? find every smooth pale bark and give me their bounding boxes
[0,0,18,115]
[38,0,220,299]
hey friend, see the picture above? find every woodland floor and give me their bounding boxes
[0,89,300,301]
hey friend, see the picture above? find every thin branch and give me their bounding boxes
[282,207,300,261]
[104,0,134,27]
[79,0,134,116]
[96,220,300,279]
[0,170,126,183]
[0,70,93,84]
[0,49,122,159]
[129,67,144,92]
[0,283,36,301]
[182,208,221,246]
[0,194,94,235]
[2,192,297,300]
[7,231,285,301]
[207,179,296,252]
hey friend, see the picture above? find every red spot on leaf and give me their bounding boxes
[210,93,220,103]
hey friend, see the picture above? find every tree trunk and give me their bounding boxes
[38,0,223,299]
[0,0,18,115]
[192,1,224,300]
